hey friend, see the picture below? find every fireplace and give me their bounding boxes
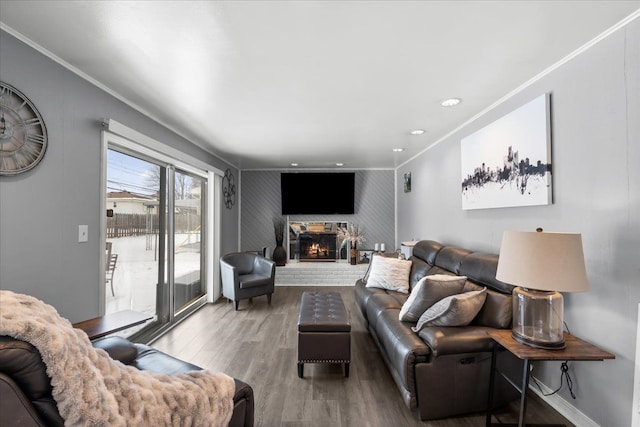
[299,232,337,262]
[289,221,349,262]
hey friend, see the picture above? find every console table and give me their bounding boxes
[486,329,615,427]
[73,310,152,341]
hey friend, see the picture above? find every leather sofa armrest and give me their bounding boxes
[418,326,496,357]
[253,256,275,278]
[92,336,139,365]
[220,259,239,293]
[230,378,254,427]
[0,373,49,427]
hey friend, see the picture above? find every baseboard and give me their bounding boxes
[529,376,600,427]
[276,283,353,287]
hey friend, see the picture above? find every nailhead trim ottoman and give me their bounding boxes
[297,291,351,378]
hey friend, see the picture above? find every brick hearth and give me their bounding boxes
[274,262,369,286]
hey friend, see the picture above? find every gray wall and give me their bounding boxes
[397,20,639,427]
[240,170,395,256]
[0,32,239,322]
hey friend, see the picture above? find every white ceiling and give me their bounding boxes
[1,1,638,170]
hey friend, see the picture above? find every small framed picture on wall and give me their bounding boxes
[404,172,411,193]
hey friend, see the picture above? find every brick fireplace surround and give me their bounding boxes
[274,262,368,286]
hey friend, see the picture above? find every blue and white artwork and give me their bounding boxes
[461,94,552,210]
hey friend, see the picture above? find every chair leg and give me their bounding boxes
[267,293,272,304]
[234,300,239,311]
[110,279,115,297]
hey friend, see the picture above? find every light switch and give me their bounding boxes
[78,225,88,243]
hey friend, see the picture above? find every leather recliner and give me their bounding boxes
[0,335,254,427]
[355,240,523,420]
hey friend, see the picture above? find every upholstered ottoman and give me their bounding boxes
[297,291,351,378]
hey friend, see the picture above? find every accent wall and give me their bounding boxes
[240,170,395,259]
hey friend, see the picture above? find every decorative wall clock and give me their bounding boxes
[0,82,48,175]
[222,169,236,209]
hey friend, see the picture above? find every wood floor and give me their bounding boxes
[152,286,575,427]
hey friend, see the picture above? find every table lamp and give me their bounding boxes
[496,229,589,350]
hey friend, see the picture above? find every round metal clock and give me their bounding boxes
[0,82,48,175]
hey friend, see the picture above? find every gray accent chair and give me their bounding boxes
[220,252,276,311]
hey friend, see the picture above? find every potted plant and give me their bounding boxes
[272,218,287,266]
[345,223,365,265]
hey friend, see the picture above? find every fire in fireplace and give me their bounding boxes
[299,232,337,262]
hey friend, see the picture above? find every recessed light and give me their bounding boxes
[291,163,299,167]
[441,98,462,107]
[336,163,344,167]
[410,129,425,135]
[393,148,405,152]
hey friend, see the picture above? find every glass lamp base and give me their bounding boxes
[512,287,566,350]
[512,329,566,350]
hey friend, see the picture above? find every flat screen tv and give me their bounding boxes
[281,172,355,215]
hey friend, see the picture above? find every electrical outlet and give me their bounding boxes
[78,225,88,243]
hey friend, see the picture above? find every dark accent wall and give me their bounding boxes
[240,170,395,256]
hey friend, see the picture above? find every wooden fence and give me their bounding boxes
[106,214,156,238]
[106,213,201,238]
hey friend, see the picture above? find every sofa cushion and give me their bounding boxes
[426,266,455,277]
[417,325,496,357]
[366,292,407,331]
[408,256,432,290]
[366,256,412,294]
[471,288,513,329]
[238,273,272,289]
[411,240,443,265]
[399,275,467,322]
[412,288,487,331]
[355,279,386,320]
[224,253,256,275]
[434,246,472,274]
[459,252,514,294]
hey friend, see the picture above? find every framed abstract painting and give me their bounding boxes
[461,94,552,210]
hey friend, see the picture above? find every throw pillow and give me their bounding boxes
[398,274,467,322]
[362,252,401,283]
[365,255,413,294]
[411,287,487,331]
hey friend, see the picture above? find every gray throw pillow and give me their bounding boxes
[411,287,487,331]
[398,274,467,322]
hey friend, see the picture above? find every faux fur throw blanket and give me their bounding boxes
[0,290,235,427]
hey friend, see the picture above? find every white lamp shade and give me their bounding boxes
[496,230,589,293]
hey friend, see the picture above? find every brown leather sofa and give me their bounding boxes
[355,240,522,420]
[0,335,254,427]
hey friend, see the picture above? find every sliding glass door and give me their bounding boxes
[173,169,206,314]
[105,147,208,339]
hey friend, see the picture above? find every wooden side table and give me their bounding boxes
[486,329,615,427]
[73,310,153,341]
